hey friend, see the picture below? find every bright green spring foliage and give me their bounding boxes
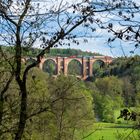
[25,73,95,140]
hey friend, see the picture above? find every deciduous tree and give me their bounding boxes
[0,0,139,140]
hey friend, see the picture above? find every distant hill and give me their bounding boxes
[47,48,103,57]
[1,46,103,57]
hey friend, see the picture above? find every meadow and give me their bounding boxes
[84,123,139,140]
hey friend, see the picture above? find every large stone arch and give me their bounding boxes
[42,59,57,75]
[66,58,82,65]
[92,59,105,67]
[92,59,105,77]
[38,56,113,79]
[67,59,82,76]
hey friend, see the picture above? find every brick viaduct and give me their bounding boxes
[32,56,113,80]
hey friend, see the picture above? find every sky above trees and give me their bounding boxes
[33,0,140,57]
[58,34,140,57]
[54,0,140,57]
[0,0,140,57]
[56,0,140,57]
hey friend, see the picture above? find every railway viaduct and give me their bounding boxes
[30,56,113,79]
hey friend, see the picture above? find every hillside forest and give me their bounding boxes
[1,48,140,140]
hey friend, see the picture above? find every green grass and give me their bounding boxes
[84,128,135,140]
[81,122,139,140]
[80,108,140,140]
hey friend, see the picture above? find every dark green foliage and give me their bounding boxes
[91,55,140,107]
[109,56,140,77]
[92,76,123,122]
[42,59,57,75]
[68,60,82,75]
[26,74,94,140]
[92,60,105,78]
[121,77,135,107]
[109,56,140,107]
[48,48,102,57]
[1,45,140,138]
[1,46,103,57]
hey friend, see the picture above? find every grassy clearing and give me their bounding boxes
[81,109,139,140]
[85,128,136,140]
[82,122,139,140]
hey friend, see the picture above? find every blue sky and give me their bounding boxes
[58,21,140,57]
[28,0,140,57]
[0,0,140,57]
[57,0,140,57]
[58,37,140,57]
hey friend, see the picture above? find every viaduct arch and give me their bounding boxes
[37,56,113,80]
[68,59,82,75]
[43,59,57,75]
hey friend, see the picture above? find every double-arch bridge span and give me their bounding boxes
[26,56,113,79]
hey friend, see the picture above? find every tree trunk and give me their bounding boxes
[14,82,27,140]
